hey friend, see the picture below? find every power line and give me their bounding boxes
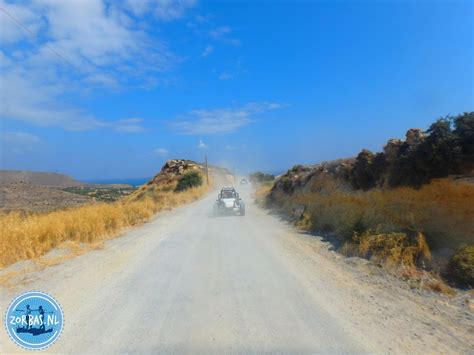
[0,6,77,70]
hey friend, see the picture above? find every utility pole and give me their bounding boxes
[205,155,209,186]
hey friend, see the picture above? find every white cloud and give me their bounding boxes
[0,1,43,43]
[209,26,240,46]
[0,131,40,153]
[0,0,191,131]
[202,44,214,57]
[210,26,231,38]
[197,140,208,149]
[0,65,146,131]
[170,102,284,135]
[154,147,169,156]
[123,0,196,20]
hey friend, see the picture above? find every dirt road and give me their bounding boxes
[1,186,472,353]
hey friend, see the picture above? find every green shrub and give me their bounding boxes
[388,116,468,187]
[447,246,474,286]
[175,171,203,192]
[280,177,293,193]
[346,112,474,189]
[290,164,304,173]
[454,112,474,168]
[350,150,386,190]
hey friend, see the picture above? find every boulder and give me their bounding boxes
[152,159,202,184]
[292,204,306,220]
[383,139,404,163]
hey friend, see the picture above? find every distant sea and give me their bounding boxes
[82,177,151,187]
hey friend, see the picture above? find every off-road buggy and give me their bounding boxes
[213,187,245,216]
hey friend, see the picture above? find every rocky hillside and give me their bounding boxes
[264,113,474,288]
[269,129,433,197]
[148,159,204,185]
[130,159,232,201]
[270,112,474,198]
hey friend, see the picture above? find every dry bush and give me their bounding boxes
[0,182,209,269]
[352,231,431,268]
[265,177,473,287]
[278,178,474,251]
[447,246,474,286]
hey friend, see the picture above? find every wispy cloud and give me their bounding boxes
[170,102,284,135]
[0,65,145,131]
[209,25,240,46]
[0,0,192,131]
[202,44,214,57]
[210,26,231,38]
[113,118,146,133]
[0,131,40,153]
[154,147,169,156]
[123,0,196,20]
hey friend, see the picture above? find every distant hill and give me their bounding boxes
[0,170,135,213]
[0,170,85,187]
[0,182,91,213]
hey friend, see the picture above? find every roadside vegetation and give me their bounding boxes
[0,171,208,269]
[350,112,473,189]
[175,171,203,192]
[61,186,136,202]
[260,112,474,290]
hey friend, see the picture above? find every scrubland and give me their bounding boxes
[0,178,209,269]
[259,112,474,289]
[262,178,474,289]
[291,179,473,250]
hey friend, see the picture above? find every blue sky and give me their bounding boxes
[1,0,472,179]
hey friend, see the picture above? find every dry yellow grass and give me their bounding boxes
[253,181,274,207]
[265,177,473,291]
[277,178,474,251]
[0,179,210,269]
[351,231,431,268]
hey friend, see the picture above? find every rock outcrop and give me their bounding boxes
[405,128,426,147]
[151,159,203,185]
[270,158,354,198]
[271,127,428,197]
[383,139,404,163]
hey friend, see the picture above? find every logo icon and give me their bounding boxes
[4,291,64,350]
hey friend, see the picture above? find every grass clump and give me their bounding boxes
[253,181,273,207]
[175,171,203,192]
[350,231,431,268]
[447,246,474,287]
